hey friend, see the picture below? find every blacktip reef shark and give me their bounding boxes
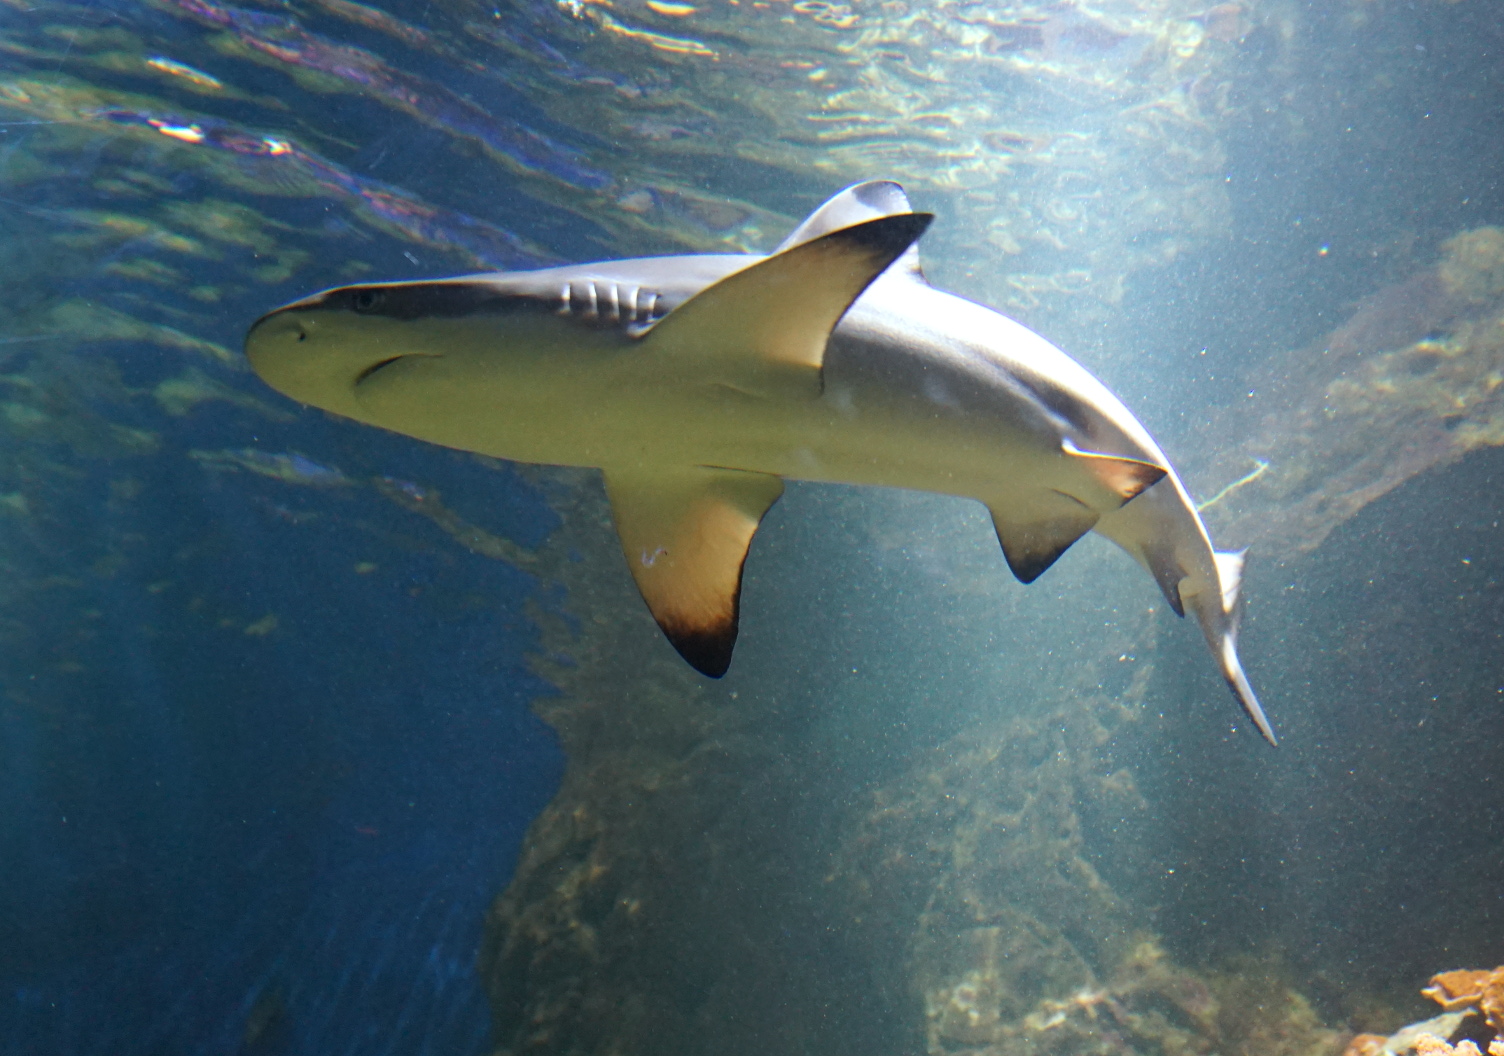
[245,181,1277,745]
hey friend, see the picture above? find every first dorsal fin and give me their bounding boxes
[604,465,784,677]
[641,212,932,399]
[773,180,927,283]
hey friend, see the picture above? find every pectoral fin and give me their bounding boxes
[605,465,784,677]
[989,492,1100,584]
[641,212,932,399]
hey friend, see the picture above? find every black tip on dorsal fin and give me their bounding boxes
[774,181,928,283]
[640,213,932,396]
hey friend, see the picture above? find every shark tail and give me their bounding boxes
[1200,548,1278,746]
[1095,496,1275,744]
[1218,633,1278,746]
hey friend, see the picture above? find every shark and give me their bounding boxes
[245,181,1277,745]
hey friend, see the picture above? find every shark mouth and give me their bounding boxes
[354,353,439,387]
[354,355,406,385]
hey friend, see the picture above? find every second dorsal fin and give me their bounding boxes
[1213,548,1246,617]
[1061,439,1166,505]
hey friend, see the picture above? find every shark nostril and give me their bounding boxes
[296,329,306,342]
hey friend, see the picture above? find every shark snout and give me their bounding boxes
[245,308,318,394]
[244,296,448,427]
[246,306,301,360]
[244,289,337,351]
[245,305,389,419]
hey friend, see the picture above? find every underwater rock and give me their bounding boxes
[372,476,540,571]
[1191,224,1504,556]
[1438,229,1504,306]
[828,686,1153,1055]
[190,448,349,487]
[476,480,976,1056]
[823,640,1344,1056]
[153,367,289,419]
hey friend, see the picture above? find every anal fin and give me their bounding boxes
[989,492,1099,584]
[605,465,784,677]
[1143,539,1187,617]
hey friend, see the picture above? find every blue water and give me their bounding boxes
[0,0,589,1046]
[0,405,564,1054]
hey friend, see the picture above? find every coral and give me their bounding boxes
[1411,1034,1504,1056]
[1338,963,1504,1056]
[1422,967,1504,1032]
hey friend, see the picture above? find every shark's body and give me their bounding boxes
[246,181,1276,744]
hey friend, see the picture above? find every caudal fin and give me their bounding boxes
[1203,553,1275,746]
[1199,548,1276,745]
[1218,633,1278,746]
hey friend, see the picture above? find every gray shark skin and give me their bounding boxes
[245,181,1277,745]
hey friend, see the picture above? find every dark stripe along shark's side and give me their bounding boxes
[245,181,1278,745]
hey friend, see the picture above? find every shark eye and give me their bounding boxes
[352,289,385,313]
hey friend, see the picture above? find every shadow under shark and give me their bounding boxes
[245,181,1277,745]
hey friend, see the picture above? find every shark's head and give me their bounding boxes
[248,279,527,420]
[246,283,434,420]
[247,274,661,460]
